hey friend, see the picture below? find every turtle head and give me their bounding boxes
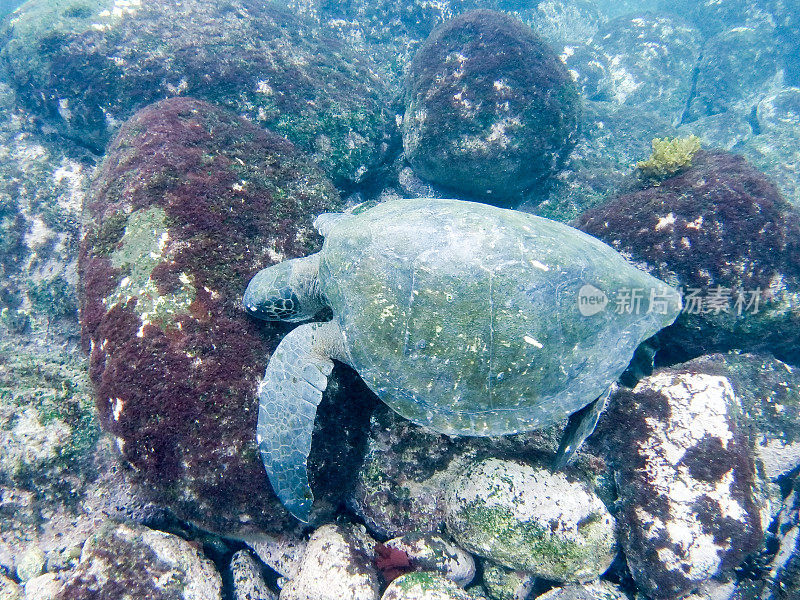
[243,254,325,323]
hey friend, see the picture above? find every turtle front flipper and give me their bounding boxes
[256,320,349,522]
[553,385,615,469]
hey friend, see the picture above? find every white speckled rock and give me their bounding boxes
[21,573,62,600]
[481,561,536,600]
[56,520,222,599]
[279,524,379,600]
[0,574,22,600]
[385,533,475,587]
[444,458,616,582]
[381,572,473,600]
[246,533,307,580]
[599,371,769,599]
[16,546,45,582]
[535,580,628,600]
[230,550,278,600]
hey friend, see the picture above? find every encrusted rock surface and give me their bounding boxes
[230,550,278,600]
[54,519,223,600]
[80,97,370,535]
[534,581,629,600]
[480,561,535,600]
[567,13,701,123]
[384,533,475,587]
[444,458,616,583]
[597,370,770,599]
[382,572,473,600]
[1,0,398,184]
[403,9,580,205]
[279,524,379,600]
[576,149,800,365]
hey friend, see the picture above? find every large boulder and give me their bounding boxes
[0,0,398,185]
[597,369,771,599]
[576,149,800,364]
[79,97,369,536]
[403,9,580,205]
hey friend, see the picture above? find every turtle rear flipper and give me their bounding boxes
[552,385,615,469]
[256,320,348,522]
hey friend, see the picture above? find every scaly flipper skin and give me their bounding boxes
[256,320,348,522]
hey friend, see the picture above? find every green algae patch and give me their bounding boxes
[105,206,195,333]
[637,135,701,183]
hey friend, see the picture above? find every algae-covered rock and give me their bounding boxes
[597,370,769,599]
[480,561,535,600]
[535,581,629,600]
[576,150,800,365]
[229,550,277,600]
[385,533,475,587]
[686,24,782,120]
[79,97,356,535]
[1,0,397,185]
[382,572,473,600]
[444,458,616,583]
[403,9,580,205]
[55,520,222,600]
[572,14,701,123]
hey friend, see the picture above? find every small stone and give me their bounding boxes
[16,546,45,582]
[444,458,616,583]
[57,520,222,599]
[279,524,379,600]
[382,572,473,600]
[0,574,22,600]
[230,550,277,600]
[246,533,307,580]
[481,561,535,600]
[22,574,63,600]
[385,533,475,587]
[535,580,629,600]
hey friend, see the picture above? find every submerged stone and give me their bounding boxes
[0,0,397,185]
[79,97,351,535]
[444,458,616,582]
[403,10,580,205]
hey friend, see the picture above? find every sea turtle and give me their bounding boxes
[244,198,682,522]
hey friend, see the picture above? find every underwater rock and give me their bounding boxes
[384,533,475,587]
[245,532,307,581]
[0,337,102,578]
[597,369,768,599]
[686,24,782,121]
[444,458,616,583]
[230,550,278,600]
[576,150,800,364]
[529,0,604,49]
[279,524,379,600]
[741,87,800,206]
[55,520,223,600]
[570,14,701,124]
[755,484,800,600]
[0,0,397,185]
[403,9,580,205]
[534,581,629,600]
[79,97,353,535]
[0,81,87,340]
[675,353,800,480]
[527,101,677,223]
[23,573,63,600]
[350,407,564,539]
[480,561,536,600]
[382,572,473,600]
[677,111,753,152]
[653,0,774,38]
[0,575,22,600]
